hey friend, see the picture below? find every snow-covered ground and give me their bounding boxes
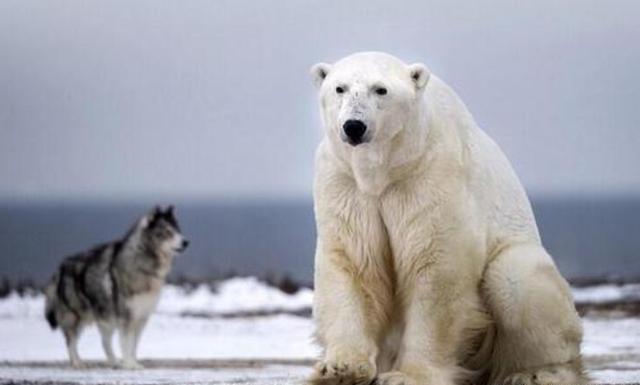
[0,363,313,385]
[0,278,639,384]
[0,277,315,320]
[572,283,640,305]
[158,278,314,317]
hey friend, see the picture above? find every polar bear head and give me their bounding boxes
[311,52,430,150]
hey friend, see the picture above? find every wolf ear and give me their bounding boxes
[138,216,150,228]
[141,205,162,228]
[151,205,162,217]
[311,63,331,88]
[408,63,430,91]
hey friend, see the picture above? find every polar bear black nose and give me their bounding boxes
[342,120,367,145]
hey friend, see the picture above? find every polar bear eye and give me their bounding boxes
[375,87,388,96]
[336,86,345,94]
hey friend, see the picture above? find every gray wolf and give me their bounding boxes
[44,205,188,369]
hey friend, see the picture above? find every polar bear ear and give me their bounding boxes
[311,63,332,88]
[408,63,430,91]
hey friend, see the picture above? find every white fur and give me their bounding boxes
[309,52,584,385]
[118,291,161,369]
[126,292,160,323]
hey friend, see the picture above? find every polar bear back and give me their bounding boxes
[424,75,541,249]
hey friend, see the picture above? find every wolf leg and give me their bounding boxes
[118,321,143,369]
[132,316,149,360]
[97,321,117,365]
[63,326,84,368]
[483,244,587,384]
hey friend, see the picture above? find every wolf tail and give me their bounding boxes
[44,273,59,329]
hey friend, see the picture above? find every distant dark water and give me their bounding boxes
[0,197,639,286]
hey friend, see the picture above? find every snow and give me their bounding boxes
[4,277,633,318]
[591,369,640,384]
[0,314,319,362]
[0,277,319,363]
[0,291,43,319]
[0,279,639,383]
[582,317,640,356]
[157,277,313,317]
[0,364,313,385]
[0,277,314,319]
[4,317,634,383]
[572,283,640,304]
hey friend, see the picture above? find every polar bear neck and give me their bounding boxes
[345,99,433,196]
[349,145,392,196]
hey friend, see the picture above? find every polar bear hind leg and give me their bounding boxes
[481,243,588,384]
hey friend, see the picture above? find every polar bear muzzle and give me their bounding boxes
[342,119,368,146]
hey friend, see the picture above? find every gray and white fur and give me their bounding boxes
[44,205,188,369]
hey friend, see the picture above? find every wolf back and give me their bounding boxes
[45,241,122,329]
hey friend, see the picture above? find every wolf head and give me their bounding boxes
[136,205,189,257]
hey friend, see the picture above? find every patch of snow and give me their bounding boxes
[0,292,43,319]
[572,283,640,304]
[1,280,640,383]
[590,369,640,384]
[0,277,314,320]
[3,280,638,319]
[582,317,640,356]
[0,314,319,361]
[157,277,313,316]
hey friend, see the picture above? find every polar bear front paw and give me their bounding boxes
[308,358,376,385]
[501,364,588,385]
[501,372,534,385]
[375,371,419,385]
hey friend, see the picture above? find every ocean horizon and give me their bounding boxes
[1,195,639,286]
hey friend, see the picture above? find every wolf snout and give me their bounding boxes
[342,119,367,146]
[175,238,189,253]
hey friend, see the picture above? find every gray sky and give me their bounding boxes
[1,0,639,201]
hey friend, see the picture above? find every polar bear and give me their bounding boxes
[308,52,585,385]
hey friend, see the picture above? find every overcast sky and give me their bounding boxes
[1,0,639,201]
